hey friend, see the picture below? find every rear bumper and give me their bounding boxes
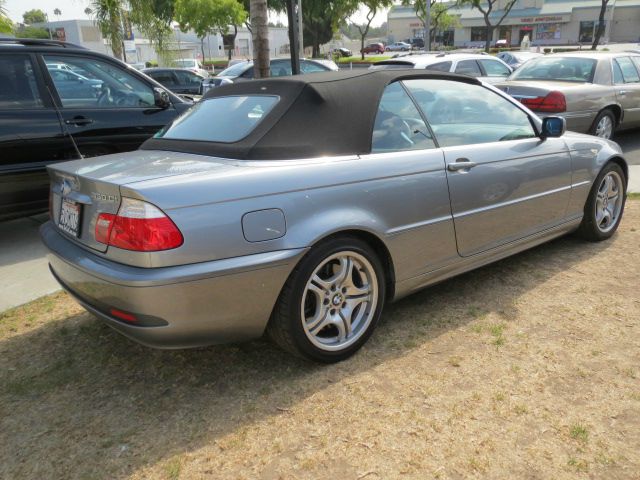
[40,221,306,348]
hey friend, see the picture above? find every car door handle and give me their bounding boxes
[65,116,93,126]
[447,159,478,172]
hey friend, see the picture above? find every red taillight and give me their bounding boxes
[520,91,566,113]
[95,198,183,251]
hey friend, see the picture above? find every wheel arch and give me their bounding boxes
[606,156,629,186]
[599,104,623,126]
[309,229,397,302]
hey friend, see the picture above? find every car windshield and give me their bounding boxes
[218,62,251,77]
[156,95,279,143]
[510,57,597,82]
[174,60,196,68]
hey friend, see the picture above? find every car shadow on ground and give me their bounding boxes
[0,233,615,478]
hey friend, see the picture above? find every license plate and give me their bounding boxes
[58,198,82,237]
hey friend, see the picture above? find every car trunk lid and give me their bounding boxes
[48,150,237,252]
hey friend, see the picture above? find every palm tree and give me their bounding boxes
[84,7,93,18]
[250,0,270,78]
[91,0,124,60]
[53,8,62,20]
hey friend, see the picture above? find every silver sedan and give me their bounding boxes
[42,70,629,362]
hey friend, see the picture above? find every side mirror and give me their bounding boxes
[153,87,171,109]
[541,116,566,138]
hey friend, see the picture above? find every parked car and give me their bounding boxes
[404,38,425,49]
[46,67,103,99]
[0,37,191,222]
[496,50,543,70]
[172,58,209,78]
[332,47,352,58]
[127,62,147,71]
[496,52,640,139]
[142,67,205,96]
[386,42,412,52]
[361,43,385,55]
[204,58,338,90]
[42,69,628,362]
[371,53,513,84]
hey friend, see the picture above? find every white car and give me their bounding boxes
[173,58,209,78]
[386,42,412,52]
[371,53,513,84]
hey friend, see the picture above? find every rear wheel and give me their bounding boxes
[590,109,616,139]
[268,236,386,363]
[576,162,626,241]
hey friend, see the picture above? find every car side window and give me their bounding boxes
[301,61,327,73]
[614,57,640,83]
[174,70,201,86]
[149,71,177,86]
[425,61,451,72]
[0,54,43,109]
[43,54,155,108]
[371,82,435,153]
[479,59,511,77]
[454,60,482,77]
[612,60,624,84]
[403,79,537,148]
[270,61,292,77]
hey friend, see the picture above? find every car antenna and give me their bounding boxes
[45,85,84,160]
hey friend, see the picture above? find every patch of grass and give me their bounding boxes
[336,55,392,63]
[627,192,640,200]
[567,457,589,472]
[570,424,589,443]
[164,455,183,480]
[493,392,506,402]
[448,356,462,367]
[513,404,528,415]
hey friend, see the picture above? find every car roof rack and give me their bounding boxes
[0,37,86,49]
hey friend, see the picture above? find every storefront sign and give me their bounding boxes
[518,15,569,24]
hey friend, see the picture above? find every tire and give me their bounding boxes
[267,236,386,363]
[589,109,616,139]
[576,162,627,241]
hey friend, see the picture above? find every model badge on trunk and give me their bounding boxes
[92,193,120,203]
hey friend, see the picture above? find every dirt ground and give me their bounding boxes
[1,201,639,480]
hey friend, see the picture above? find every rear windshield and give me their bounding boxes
[218,62,251,77]
[370,61,414,70]
[510,57,597,82]
[157,95,279,143]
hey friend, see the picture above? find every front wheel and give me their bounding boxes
[267,237,386,362]
[576,162,626,241]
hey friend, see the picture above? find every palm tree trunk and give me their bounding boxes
[250,0,270,79]
[591,0,609,50]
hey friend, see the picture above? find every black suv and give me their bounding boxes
[0,38,191,221]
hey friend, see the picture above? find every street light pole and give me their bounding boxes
[45,13,53,39]
[425,0,431,51]
[297,0,303,56]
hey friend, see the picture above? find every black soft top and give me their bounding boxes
[141,69,481,160]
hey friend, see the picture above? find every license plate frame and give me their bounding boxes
[58,198,82,237]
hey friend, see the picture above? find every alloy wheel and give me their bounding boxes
[300,251,378,352]
[595,115,613,139]
[595,171,623,233]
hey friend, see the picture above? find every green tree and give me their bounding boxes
[15,26,51,38]
[175,0,247,61]
[91,0,124,59]
[460,0,517,52]
[128,0,176,60]
[295,0,359,58]
[400,0,458,48]
[22,9,47,24]
[592,0,611,50]
[0,0,12,33]
[354,0,392,60]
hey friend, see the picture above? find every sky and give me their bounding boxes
[4,0,390,27]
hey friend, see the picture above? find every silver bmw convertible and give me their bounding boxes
[41,70,628,362]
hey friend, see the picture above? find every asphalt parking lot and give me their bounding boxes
[0,131,639,312]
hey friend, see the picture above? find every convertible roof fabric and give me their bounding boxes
[141,69,481,160]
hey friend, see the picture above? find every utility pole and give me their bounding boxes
[297,0,303,56]
[425,0,431,51]
[45,13,53,39]
[286,0,300,74]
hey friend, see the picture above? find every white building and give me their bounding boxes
[34,19,291,65]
